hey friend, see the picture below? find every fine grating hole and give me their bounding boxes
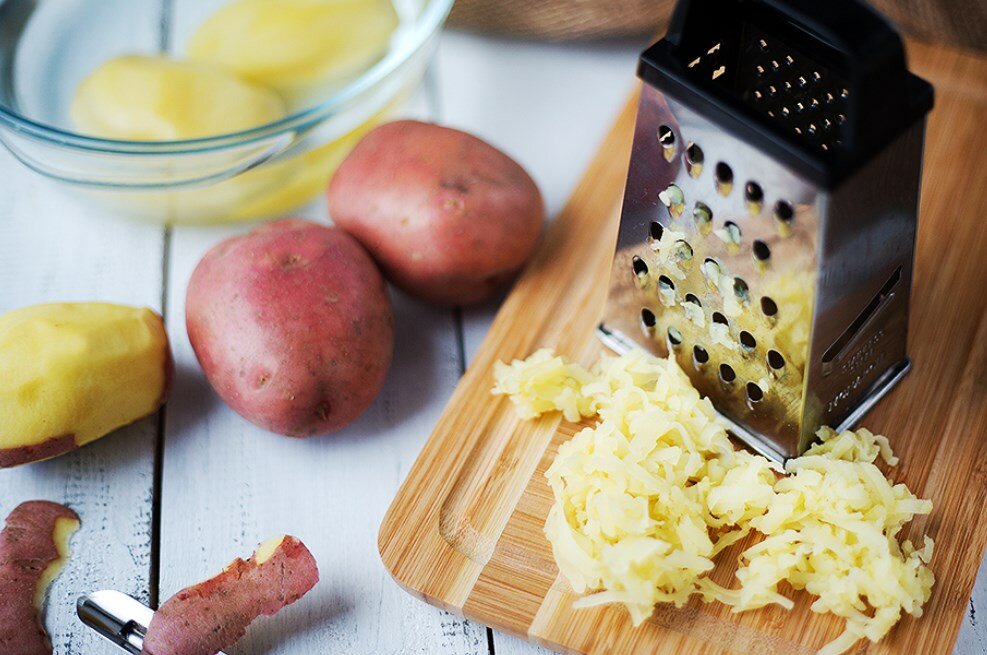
[649,221,664,241]
[685,293,702,307]
[632,256,649,276]
[767,349,785,370]
[668,326,683,346]
[693,202,713,235]
[712,312,728,326]
[693,344,710,366]
[761,296,778,317]
[641,308,657,328]
[658,125,677,161]
[685,143,704,178]
[658,275,676,292]
[739,330,757,350]
[775,200,794,223]
[746,381,764,403]
[715,162,734,196]
[719,363,736,383]
[752,240,771,261]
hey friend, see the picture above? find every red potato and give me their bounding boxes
[328,120,545,306]
[186,218,394,437]
[0,501,80,655]
[142,535,319,655]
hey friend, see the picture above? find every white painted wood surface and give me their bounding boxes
[1,11,984,654]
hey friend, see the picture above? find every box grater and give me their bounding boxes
[599,0,934,461]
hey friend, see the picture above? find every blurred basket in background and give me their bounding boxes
[448,0,674,41]
[448,0,986,52]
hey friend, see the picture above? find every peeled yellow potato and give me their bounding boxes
[0,303,172,468]
[71,55,286,140]
[188,0,399,99]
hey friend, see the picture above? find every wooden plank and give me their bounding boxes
[155,10,489,647]
[0,3,166,653]
[379,40,987,655]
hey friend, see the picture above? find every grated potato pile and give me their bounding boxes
[492,349,934,655]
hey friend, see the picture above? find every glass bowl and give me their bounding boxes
[0,0,452,224]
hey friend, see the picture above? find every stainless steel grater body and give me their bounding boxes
[599,0,933,461]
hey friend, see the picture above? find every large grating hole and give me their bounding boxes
[712,312,728,326]
[746,381,764,404]
[649,221,664,241]
[761,296,778,317]
[715,162,734,196]
[658,125,677,161]
[693,344,710,367]
[668,326,683,347]
[752,240,771,262]
[632,256,649,277]
[739,330,757,351]
[685,143,704,178]
[767,349,785,370]
[693,202,713,235]
[719,363,737,383]
[641,307,657,328]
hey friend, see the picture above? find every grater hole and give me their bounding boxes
[744,181,764,215]
[649,221,664,241]
[712,311,728,326]
[673,239,694,264]
[714,162,734,196]
[701,257,721,284]
[739,330,757,351]
[660,184,685,218]
[733,277,750,303]
[718,221,742,249]
[767,349,785,370]
[693,202,713,235]
[668,326,683,347]
[719,363,736,383]
[641,308,657,328]
[658,274,676,292]
[631,256,649,277]
[752,240,771,262]
[693,344,710,367]
[746,382,764,404]
[685,143,704,178]
[685,293,702,308]
[775,200,794,223]
[760,296,778,317]
[658,125,677,161]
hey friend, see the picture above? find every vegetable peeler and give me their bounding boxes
[77,590,228,655]
[599,0,933,461]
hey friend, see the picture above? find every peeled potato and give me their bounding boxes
[0,303,172,468]
[188,0,398,99]
[71,55,286,141]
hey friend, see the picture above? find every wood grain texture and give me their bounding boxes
[0,5,167,654]
[379,40,987,655]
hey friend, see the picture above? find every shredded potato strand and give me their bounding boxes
[492,349,934,655]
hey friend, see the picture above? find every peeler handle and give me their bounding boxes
[664,0,911,150]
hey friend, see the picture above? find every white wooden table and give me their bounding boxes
[1,25,985,655]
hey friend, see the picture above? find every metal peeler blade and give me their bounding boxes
[77,590,228,655]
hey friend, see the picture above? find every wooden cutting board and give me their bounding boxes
[379,40,987,654]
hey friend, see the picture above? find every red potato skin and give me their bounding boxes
[328,120,545,306]
[142,536,319,655]
[0,501,79,655]
[186,219,394,437]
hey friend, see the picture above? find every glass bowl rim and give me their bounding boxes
[0,0,453,155]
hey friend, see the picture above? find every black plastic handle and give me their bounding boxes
[664,0,910,150]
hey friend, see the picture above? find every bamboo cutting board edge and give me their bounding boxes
[379,40,987,655]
